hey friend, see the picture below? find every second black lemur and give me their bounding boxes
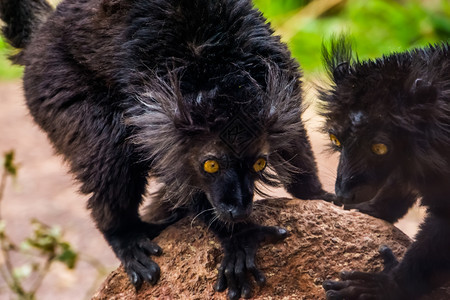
[320,36,450,299]
[0,0,333,298]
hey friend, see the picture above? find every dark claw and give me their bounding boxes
[215,268,227,292]
[224,263,238,292]
[129,271,142,289]
[251,268,266,286]
[323,280,337,291]
[340,270,351,279]
[277,227,288,237]
[259,226,288,244]
[148,263,160,283]
[227,289,240,300]
[241,281,253,298]
[125,257,161,287]
[323,279,352,291]
[326,290,344,300]
[139,239,162,256]
[379,245,391,255]
[146,273,153,283]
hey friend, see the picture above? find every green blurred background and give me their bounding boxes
[0,0,449,80]
[255,0,450,78]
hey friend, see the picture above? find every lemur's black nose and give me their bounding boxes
[228,207,251,222]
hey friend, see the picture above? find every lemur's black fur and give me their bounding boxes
[320,36,450,299]
[0,0,332,298]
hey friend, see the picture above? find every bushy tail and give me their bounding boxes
[0,0,53,64]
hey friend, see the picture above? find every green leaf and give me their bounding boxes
[3,150,18,177]
[57,243,78,269]
[13,264,33,280]
[0,220,6,235]
[26,219,79,269]
[26,220,59,254]
[20,240,32,252]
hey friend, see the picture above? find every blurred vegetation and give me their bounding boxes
[254,0,450,77]
[0,38,22,80]
[0,151,108,299]
[0,0,449,80]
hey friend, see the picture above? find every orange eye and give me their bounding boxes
[329,133,341,148]
[203,160,220,173]
[253,158,267,172]
[371,143,388,155]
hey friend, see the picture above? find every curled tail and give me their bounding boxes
[0,0,53,64]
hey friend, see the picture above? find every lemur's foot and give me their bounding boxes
[215,225,288,300]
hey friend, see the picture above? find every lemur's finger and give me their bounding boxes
[244,246,265,286]
[340,271,379,283]
[378,245,399,273]
[224,257,239,300]
[258,226,288,244]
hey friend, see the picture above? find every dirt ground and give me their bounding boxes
[0,81,425,299]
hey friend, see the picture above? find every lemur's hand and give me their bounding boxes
[109,231,163,289]
[344,201,381,218]
[322,246,408,300]
[321,191,343,205]
[107,220,181,290]
[215,225,288,300]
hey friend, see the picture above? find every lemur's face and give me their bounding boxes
[321,36,440,205]
[327,120,399,204]
[191,140,269,223]
[324,78,405,205]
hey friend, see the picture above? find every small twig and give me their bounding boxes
[276,0,345,41]
[0,166,7,217]
[0,259,13,293]
[29,255,55,296]
[0,167,16,291]
[0,157,29,298]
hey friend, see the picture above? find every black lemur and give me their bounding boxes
[0,0,334,298]
[319,36,450,299]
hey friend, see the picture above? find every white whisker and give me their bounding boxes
[190,208,215,228]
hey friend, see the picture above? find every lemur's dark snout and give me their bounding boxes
[228,206,252,222]
[336,182,380,205]
[215,201,253,223]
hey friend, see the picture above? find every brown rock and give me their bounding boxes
[92,199,450,299]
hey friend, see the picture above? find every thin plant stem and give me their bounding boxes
[0,166,7,217]
[29,255,54,296]
[0,166,28,298]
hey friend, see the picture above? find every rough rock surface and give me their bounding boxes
[92,199,450,299]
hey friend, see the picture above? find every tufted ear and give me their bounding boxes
[410,78,438,104]
[322,34,354,84]
[333,61,350,83]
